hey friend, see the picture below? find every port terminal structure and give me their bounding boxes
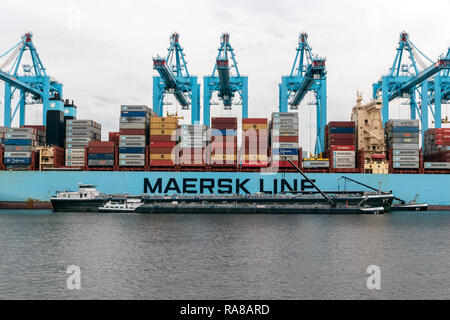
[152,33,201,124]
[372,32,450,144]
[0,33,76,127]
[203,33,249,126]
[278,33,327,155]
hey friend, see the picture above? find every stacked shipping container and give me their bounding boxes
[385,119,420,170]
[211,117,237,167]
[0,126,6,145]
[149,117,179,167]
[3,127,45,170]
[423,128,450,170]
[65,120,101,167]
[324,121,356,169]
[0,127,7,168]
[119,105,151,167]
[270,112,299,168]
[179,124,210,167]
[88,141,116,167]
[241,118,268,167]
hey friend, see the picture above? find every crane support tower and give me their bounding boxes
[279,32,327,154]
[153,33,200,124]
[0,32,75,127]
[203,33,248,126]
[429,48,450,126]
[372,32,450,141]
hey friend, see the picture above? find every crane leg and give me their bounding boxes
[434,76,442,128]
[19,90,26,126]
[4,83,12,127]
[242,77,248,120]
[421,80,429,148]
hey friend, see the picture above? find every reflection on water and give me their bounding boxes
[0,210,449,299]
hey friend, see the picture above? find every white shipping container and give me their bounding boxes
[119,154,146,160]
[4,152,32,158]
[120,135,146,142]
[303,160,329,168]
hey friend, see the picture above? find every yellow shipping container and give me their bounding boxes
[150,117,179,123]
[211,154,237,161]
[148,153,176,160]
[150,123,179,129]
[150,129,177,136]
[240,154,268,161]
[242,123,268,130]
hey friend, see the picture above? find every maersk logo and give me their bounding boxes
[143,178,316,195]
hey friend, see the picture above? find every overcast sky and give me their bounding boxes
[1,0,449,152]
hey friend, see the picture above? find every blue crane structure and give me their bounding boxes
[279,32,327,154]
[372,32,450,139]
[429,48,450,125]
[0,32,75,127]
[153,33,200,124]
[203,33,248,126]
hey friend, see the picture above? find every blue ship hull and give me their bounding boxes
[0,171,449,207]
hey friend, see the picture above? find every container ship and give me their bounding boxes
[0,32,449,210]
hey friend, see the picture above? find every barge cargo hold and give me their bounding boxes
[0,171,449,209]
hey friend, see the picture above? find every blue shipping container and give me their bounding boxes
[121,111,148,117]
[329,127,355,134]
[271,148,299,155]
[119,147,146,154]
[391,127,419,133]
[4,158,31,164]
[88,153,115,160]
[4,139,32,146]
[211,129,237,136]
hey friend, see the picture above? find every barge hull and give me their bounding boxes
[0,171,449,209]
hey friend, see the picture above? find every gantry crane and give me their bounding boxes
[0,32,75,127]
[429,48,450,126]
[279,32,327,154]
[372,32,450,140]
[203,33,248,126]
[153,33,200,124]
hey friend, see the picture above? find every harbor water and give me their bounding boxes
[0,210,449,299]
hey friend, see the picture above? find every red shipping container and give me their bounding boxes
[329,133,355,139]
[150,141,177,148]
[149,160,176,167]
[271,161,299,168]
[89,141,115,147]
[271,136,299,143]
[242,129,269,136]
[211,136,237,143]
[242,118,268,124]
[211,117,237,124]
[242,145,267,154]
[181,147,205,154]
[329,138,355,145]
[330,145,356,151]
[210,142,237,149]
[433,134,450,141]
[428,128,450,134]
[241,163,268,168]
[434,139,450,146]
[328,121,355,127]
[109,132,120,139]
[88,147,115,154]
[119,129,147,135]
[150,135,177,142]
[242,136,269,144]
[21,125,46,131]
[149,147,175,154]
[211,123,238,130]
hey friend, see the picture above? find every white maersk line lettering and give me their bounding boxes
[143,178,316,194]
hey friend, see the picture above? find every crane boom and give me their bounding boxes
[152,33,200,123]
